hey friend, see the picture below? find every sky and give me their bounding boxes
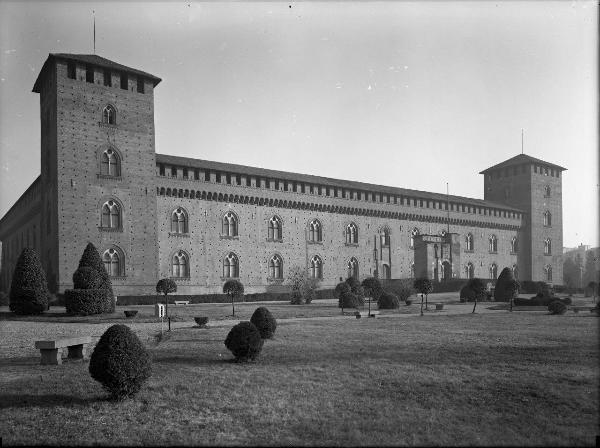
[0,1,597,248]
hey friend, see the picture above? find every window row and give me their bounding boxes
[157,164,521,219]
[486,165,560,179]
[463,233,518,254]
[67,61,146,93]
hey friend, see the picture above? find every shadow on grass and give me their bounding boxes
[0,393,104,409]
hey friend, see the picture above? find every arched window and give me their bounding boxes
[102,105,116,125]
[101,200,121,228]
[465,262,474,279]
[171,251,189,278]
[268,216,282,241]
[410,261,415,278]
[222,212,238,237]
[269,254,283,279]
[346,223,358,244]
[544,238,552,255]
[488,235,497,253]
[308,219,322,243]
[381,227,391,247]
[382,264,391,280]
[310,255,323,279]
[101,148,121,177]
[544,185,551,197]
[223,252,239,278]
[171,208,188,234]
[102,247,124,277]
[489,263,497,280]
[544,265,553,282]
[512,264,518,279]
[465,233,474,251]
[410,228,420,249]
[347,257,359,279]
[511,236,518,253]
[441,261,451,281]
[543,211,552,227]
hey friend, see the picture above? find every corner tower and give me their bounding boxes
[480,154,565,284]
[32,54,161,294]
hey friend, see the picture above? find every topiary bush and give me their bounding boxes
[224,321,264,362]
[378,292,400,309]
[78,243,115,302]
[73,266,102,290]
[65,289,110,315]
[335,282,351,308]
[9,248,49,315]
[89,324,152,400]
[250,307,277,339]
[494,267,520,302]
[361,277,383,301]
[339,292,360,309]
[459,285,475,302]
[548,300,567,315]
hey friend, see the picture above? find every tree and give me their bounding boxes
[466,278,486,313]
[413,278,433,315]
[156,278,177,320]
[574,253,583,288]
[9,248,49,315]
[335,281,351,312]
[583,250,598,290]
[287,266,319,305]
[223,279,244,316]
[495,267,520,311]
[563,257,578,292]
[361,277,383,316]
[78,242,114,304]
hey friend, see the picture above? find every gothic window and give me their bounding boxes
[382,264,391,280]
[465,233,474,251]
[171,208,188,234]
[465,262,474,279]
[222,211,238,237]
[171,251,189,278]
[409,261,415,278]
[101,148,121,177]
[544,185,551,197]
[381,227,391,247]
[101,200,121,229]
[543,211,552,227]
[544,238,552,255]
[269,254,283,279]
[102,105,116,125]
[347,257,359,279]
[103,247,124,277]
[511,236,518,253]
[308,219,322,243]
[410,228,420,249]
[489,263,498,280]
[346,222,358,244]
[268,216,282,241]
[310,255,323,279]
[488,235,498,253]
[223,252,239,278]
[544,265,553,282]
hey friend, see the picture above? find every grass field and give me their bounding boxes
[1,310,597,446]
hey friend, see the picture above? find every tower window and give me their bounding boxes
[347,257,359,280]
[102,105,116,125]
[268,216,282,241]
[544,238,552,255]
[544,185,551,197]
[488,235,498,253]
[67,62,76,80]
[171,208,188,234]
[223,253,239,278]
[465,233,474,251]
[103,247,124,277]
[86,65,94,83]
[104,69,112,87]
[101,148,121,176]
[345,222,358,245]
[543,210,552,227]
[222,212,239,237]
[120,73,128,90]
[101,200,121,229]
[544,265,553,282]
[137,77,144,93]
[310,255,323,279]
[172,251,190,278]
[489,263,498,280]
[308,219,322,243]
[269,254,283,279]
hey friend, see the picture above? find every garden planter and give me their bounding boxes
[124,310,138,318]
[194,316,209,327]
[435,303,444,310]
[355,312,361,319]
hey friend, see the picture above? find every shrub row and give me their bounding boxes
[65,289,114,315]
[514,296,572,307]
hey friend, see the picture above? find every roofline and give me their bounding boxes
[479,154,567,174]
[0,176,41,232]
[156,153,525,213]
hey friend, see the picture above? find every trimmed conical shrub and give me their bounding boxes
[78,243,114,300]
[250,307,277,339]
[494,267,519,302]
[224,321,264,362]
[9,248,49,315]
[89,324,152,400]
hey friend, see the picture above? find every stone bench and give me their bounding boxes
[35,336,92,365]
[174,300,190,305]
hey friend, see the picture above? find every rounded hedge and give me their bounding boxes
[378,292,400,309]
[459,285,475,302]
[548,300,567,315]
[250,307,277,339]
[65,289,113,315]
[9,248,49,315]
[224,321,264,362]
[339,292,360,309]
[334,282,351,299]
[89,324,152,400]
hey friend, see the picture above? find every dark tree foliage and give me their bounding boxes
[548,300,567,315]
[89,324,152,400]
[361,277,383,301]
[78,242,114,300]
[339,292,360,309]
[495,267,520,310]
[223,279,244,316]
[334,282,351,299]
[378,292,400,309]
[466,278,487,313]
[73,266,103,290]
[224,321,264,362]
[250,307,277,339]
[414,278,433,313]
[9,248,49,315]
[156,278,177,318]
[459,284,475,302]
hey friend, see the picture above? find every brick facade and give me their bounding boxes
[0,54,565,295]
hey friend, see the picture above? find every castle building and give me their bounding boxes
[0,54,565,295]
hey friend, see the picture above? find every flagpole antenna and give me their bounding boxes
[93,10,96,54]
[521,129,524,154]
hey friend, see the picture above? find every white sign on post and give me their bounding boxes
[155,303,165,318]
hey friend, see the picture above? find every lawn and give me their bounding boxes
[1,311,597,446]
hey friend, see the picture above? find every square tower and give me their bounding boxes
[32,54,161,294]
[480,154,565,284]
